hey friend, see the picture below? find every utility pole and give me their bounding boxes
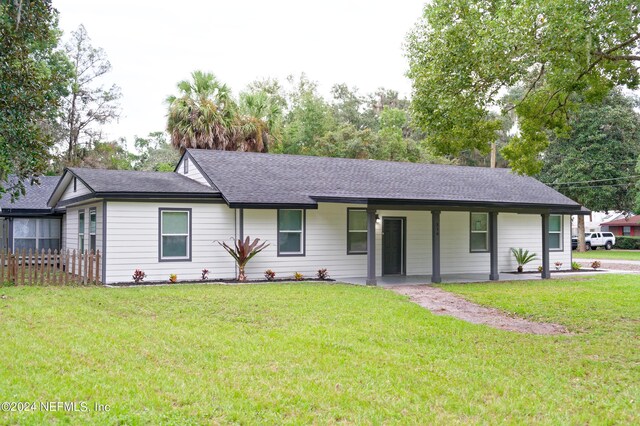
[490,142,497,168]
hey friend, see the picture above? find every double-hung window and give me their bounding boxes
[347,209,367,254]
[13,218,61,251]
[470,212,488,252]
[160,209,191,261]
[89,208,97,252]
[78,210,85,253]
[623,226,631,236]
[278,209,304,256]
[549,215,563,251]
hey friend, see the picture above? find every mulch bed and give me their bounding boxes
[107,278,335,287]
[503,269,605,275]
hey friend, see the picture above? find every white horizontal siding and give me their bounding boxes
[60,177,92,201]
[242,203,368,280]
[63,202,103,254]
[176,157,210,186]
[104,201,235,283]
[100,201,573,283]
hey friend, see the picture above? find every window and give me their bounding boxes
[549,214,563,251]
[183,158,189,174]
[278,209,304,256]
[78,210,85,253]
[14,218,61,251]
[160,209,191,261]
[73,177,77,192]
[89,207,97,252]
[623,226,631,236]
[347,209,367,254]
[469,212,488,252]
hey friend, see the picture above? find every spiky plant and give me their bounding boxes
[218,237,269,281]
[511,248,537,273]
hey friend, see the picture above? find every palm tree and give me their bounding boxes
[237,91,283,153]
[166,71,239,152]
[167,71,279,153]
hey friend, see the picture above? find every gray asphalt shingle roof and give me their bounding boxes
[0,176,61,211]
[68,168,219,195]
[187,149,582,210]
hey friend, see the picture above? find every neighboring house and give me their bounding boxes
[41,149,587,285]
[0,176,63,252]
[600,215,639,237]
[571,211,626,235]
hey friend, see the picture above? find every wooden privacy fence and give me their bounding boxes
[0,249,101,285]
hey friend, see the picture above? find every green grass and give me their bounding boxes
[573,249,640,261]
[1,277,639,424]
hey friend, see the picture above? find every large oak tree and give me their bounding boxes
[407,0,640,174]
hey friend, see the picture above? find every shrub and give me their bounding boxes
[264,269,276,281]
[537,265,543,272]
[591,261,601,270]
[132,269,146,283]
[201,269,209,280]
[294,272,304,281]
[554,261,563,271]
[169,274,177,283]
[511,248,537,272]
[613,236,640,250]
[571,261,582,271]
[316,268,329,280]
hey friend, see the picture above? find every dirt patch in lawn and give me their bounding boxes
[391,285,570,335]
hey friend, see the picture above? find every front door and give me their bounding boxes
[382,218,404,275]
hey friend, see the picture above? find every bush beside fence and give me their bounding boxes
[0,249,101,286]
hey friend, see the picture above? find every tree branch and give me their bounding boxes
[505,64,545,112]
[593,52,640,61]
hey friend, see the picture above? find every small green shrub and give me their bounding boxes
[571,261,581,271]
[613,236,640,250]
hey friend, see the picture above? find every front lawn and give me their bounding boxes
[573,249,640,261]
[1,277,639,424]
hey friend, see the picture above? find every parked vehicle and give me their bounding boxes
[571,232,616,250]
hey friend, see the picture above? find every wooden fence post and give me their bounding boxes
[95,250,101,284]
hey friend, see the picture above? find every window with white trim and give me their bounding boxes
[549,214,563,251]
[183,158,189,174]
[78,210,85,253]
[278,209,304,255]
[470,212,488,252]
[347,209,367,254]
[13,218,61,251]
[160,209,190,260]
[89,207,97,252]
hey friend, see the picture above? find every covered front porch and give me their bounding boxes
[360,204,580,286]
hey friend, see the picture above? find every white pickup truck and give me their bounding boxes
[571,232,616,251]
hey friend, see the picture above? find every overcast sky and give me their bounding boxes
[53,1,425,147]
